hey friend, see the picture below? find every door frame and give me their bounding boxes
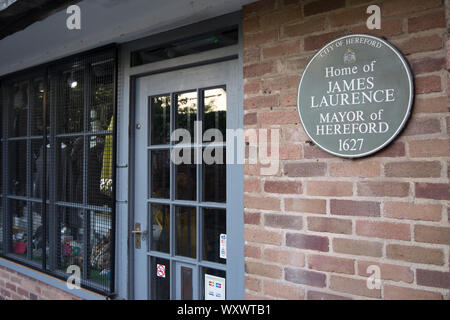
[122,11,244,300]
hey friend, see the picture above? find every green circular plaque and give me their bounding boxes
[297,34,413,158]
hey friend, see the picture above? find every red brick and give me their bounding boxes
[382,0,441,17]
[244,112,257,125]
[263,248,305,267]
[414,225,450,244]
[286,233,329,252]
[384,202,442,221]
[331,200,380,217]
[307,181,353,197]
[329,6,367,27]
[279,145,302,160]
[282,126,308,142]
[385,161,441,178]
[285,198,327,214]
[415,183,450,200]
[333,238,383,257]
[408,10,446,33]
[395,34,443,55]
[244,61,276,78]
[356,220,410,241]
[246,261,282,279]
[245,276,261,292]
[285,267,326,287]
[243,0,276,16]
[261,75,299,92]
[351,18,403,37]
[415,75,442,94]
[307,290,352,300]
[280,90,298,106]
[264,213,303,230]
[416,269,450,289]
[245,195,281,211]
[284,162,326,177]
[264,180,302,194]
[357,181,410,198]
[263,280,305,300]
[284,57,310,72]
[260,7,302,30]
[307,216,352,235]
[304,31,347,51]
[304,0,345,16]
[373,142,405,158]
[243,48,260,65]
[329,161,380,177]
[413,96,448,113]
[259,109,299,125]
[262,40,300,59]
[245,178,261,193]
[409,139,450,158]
[283,16,326,37]
[384,285,442,300]
[411,56,446,75]
[244,227,282,245]
[403,117,441,136]
[330,275,381,299]
[245,244,261,259]
[308,254,355,275]
[358,261,414,284]
[304,144,334,159]
[244,79,261,94]
[243,16,260,34]
[244,94,279,110]
[386,244,444,265]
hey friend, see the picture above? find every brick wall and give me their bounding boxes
[0,265,80,300]
[243,0,450,299]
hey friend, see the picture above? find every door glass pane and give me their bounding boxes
[8,140,27,196]
[89,210,112,287]
[150,150,170,199]
[150,95,171,145]
[31,202,43,263]
[57,206,84,273]
[203,147,226,203]
[31,79,44,136]
[57,68,85,134]
[11,200,28,258]
[150,257,170,300]
[175,148,196,201]
[181,266,193,300]
[175,91,197,143]
[31,139,43,199]
[202,268,226,300]
[9,82,28,138]
[175,206,196,259]
[150,204,170,253]
[202,209,226,264]
[0,199,3,250]
[87,135,111,206]
[204,88,226,139]
[89,60,114,132]
[56,137,84,203]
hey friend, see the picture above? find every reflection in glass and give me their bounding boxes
[31,79,44,136]
[204,88,226,140]
[150,150,170,199]
[10,200,28,258]
[87,135,111,206]
[31,140,43,199]
[150,204,170,253]
[57,68,85,134]
[203,147,226,203]
[150,95,171,145]
[56,137,83,203]
[150,257,170,300]
[57,206,84,274]
[175,148,196,201]
[88,210,112,286]
[175,91,197,143]
[175,206,196,259]
[181,267,193,300]
[0,200,3,250]
[9,82,28,138]
[31,205,43,263]
[8,140,27,196]
[202,209,226,264]
[89,60,114,132]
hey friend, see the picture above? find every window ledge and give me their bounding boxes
[0,257,106,300]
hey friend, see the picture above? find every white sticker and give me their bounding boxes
[220,234,227,259]
[156,264,166,278]
[205,274,225,300]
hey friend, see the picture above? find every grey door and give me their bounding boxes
[133,59,243,300]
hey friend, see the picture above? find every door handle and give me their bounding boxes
[132,223,147,249]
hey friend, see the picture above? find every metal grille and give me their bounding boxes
[0,46,117,295]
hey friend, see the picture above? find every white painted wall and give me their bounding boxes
[0,0,253,76]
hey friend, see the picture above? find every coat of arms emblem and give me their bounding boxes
[344,49,356,63]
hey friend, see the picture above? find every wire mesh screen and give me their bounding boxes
[0,46,116,294]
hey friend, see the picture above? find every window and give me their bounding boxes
[0,47,116,295]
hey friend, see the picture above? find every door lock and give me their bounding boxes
[132,223,147,249]
[136,123,142,130]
